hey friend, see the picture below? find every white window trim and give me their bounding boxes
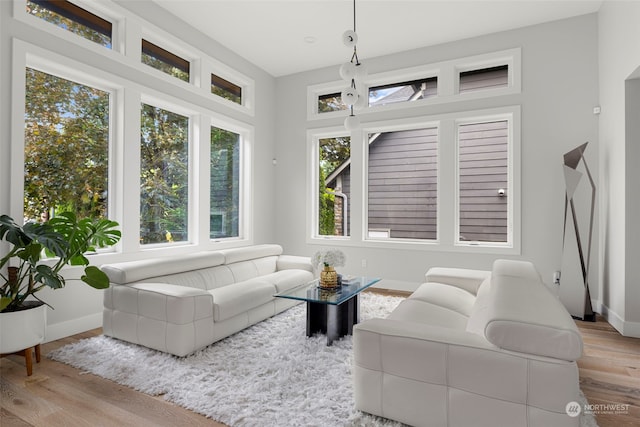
[139,95,197,250]
[12,39,123,255]
[306,107,521,255]
[14,0,256,118]
[454,109,520,251]
[206,113,254,248]
[362,117,442,246]
[307,48,521,121]
[14,0,125,53]
[306,126,353,244]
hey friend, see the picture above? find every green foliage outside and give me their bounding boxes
[24,68,110,221]
[318,94,347,113]
[212,86,241,105]
[26,1,111,48]
[142,52,190,83]
[140,104,189,244]
[318,137,350,236]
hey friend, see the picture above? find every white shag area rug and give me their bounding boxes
[49,293,598,427]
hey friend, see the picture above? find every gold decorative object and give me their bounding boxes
[319,265,339,290]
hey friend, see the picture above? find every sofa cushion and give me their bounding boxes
[410,282,476,317]
[219,244,282,264]
[388,299,469,330]
[425,267,490,296]
[483,260,583,361]
[103,251,225,284]
[260,269,315,293]
[209,279,276,322]
[465,277,492,336]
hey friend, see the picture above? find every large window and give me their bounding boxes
[139,104,189,245]
[210,127,240,239]
[317,136,351,237]
[366,127,438,240]
[457,120,509,243]
[26,0,112,48]
[24,67,110,221]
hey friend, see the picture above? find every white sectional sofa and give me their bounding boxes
[354,259,583,427]
[102,244,313,356]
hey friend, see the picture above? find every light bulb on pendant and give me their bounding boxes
[353,91,368,110]
[342,30,358,47]
[341,87,358,106]
[344,113,360,131]
[354,62,368,79]
[339,62,357,81]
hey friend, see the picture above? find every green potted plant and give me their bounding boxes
[0,212,121,373]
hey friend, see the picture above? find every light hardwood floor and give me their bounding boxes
[1,309,638,426]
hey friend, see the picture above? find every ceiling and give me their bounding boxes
[153,0,603,77]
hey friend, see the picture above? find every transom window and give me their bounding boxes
[369,77,437,107]
[459,65,509,94]
[26,0,112,48]
[142,39,190,82]
[211,74,242,105]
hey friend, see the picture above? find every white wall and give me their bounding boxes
[598,1,640,337]
[275,15,600,299]
[0,0,278,341]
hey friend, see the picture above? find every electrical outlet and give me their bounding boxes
[361,259,367,268]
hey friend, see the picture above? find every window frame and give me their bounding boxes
[138,96,195,248]
[207,116,253,244]
[15,0,123,53]
[307,48,521,121]
[141,38,191,82]
[363,119,441,245]
[11,40,122,253]
[454,111,518,249]
[307,127,353,243]
[307,107,520,254]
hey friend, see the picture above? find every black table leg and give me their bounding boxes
[306,293,363,346]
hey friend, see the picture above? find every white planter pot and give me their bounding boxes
[0,303,46,354]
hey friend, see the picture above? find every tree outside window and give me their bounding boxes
[24,67,110,222]
[140,104,189,244]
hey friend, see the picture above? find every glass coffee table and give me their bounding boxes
[274,277,380,345]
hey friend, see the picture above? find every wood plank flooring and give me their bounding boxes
[1,309,638,426]
[577,315,640,427]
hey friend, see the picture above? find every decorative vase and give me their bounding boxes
[319,265,339,290]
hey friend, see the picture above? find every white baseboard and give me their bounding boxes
[44,312,103,343]
[371,279,421,293]
[599,303,640,338]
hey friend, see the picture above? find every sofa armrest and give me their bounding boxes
[425,267,490,295]
[277,255,313,272]
[355,318,491,354]
[104,282,213,324]
[103,282,215,357]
